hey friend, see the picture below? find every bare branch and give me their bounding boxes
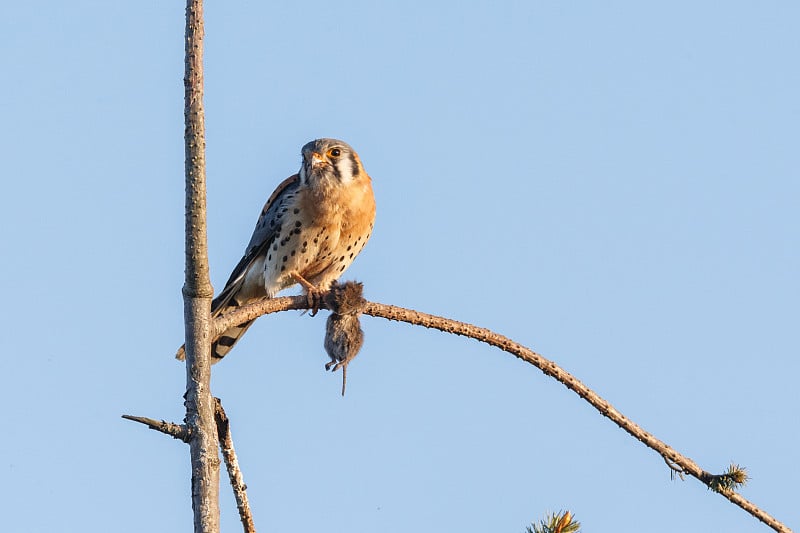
[183,1,219,531]
[214,398,256,533]
[209,286,790,533]
[213,295,311,338]
[122,415,191,442]
[360,303,789,532]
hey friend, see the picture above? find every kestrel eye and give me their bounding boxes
[329,148,341,157]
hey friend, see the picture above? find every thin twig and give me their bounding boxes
[214,398,256,533]
[209,288,791,533]
[122,415,191,442]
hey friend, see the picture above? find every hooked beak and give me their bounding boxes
[310,151,326,168]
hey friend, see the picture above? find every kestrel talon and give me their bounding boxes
[176,138,376,362]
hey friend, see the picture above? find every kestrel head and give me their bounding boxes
[299,138,364,186]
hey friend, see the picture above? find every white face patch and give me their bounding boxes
[334,150,355,183]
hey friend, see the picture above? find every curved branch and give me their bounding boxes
[210,288,790,533]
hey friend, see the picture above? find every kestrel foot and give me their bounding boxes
[325,361,335,371]
[291,272,322,315]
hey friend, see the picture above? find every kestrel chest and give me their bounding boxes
[263,177,375,293]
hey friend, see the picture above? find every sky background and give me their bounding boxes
[1,2,797,532]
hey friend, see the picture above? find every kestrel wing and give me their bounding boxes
[211,174,301,314]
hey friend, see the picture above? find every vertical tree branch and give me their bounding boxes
[214,398,257,533]
[183,1,219,531]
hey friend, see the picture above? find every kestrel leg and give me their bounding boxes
[291,272,323,316]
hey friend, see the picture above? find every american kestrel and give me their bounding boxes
[176,138,376,362]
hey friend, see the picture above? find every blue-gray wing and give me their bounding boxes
[211,175,301,314]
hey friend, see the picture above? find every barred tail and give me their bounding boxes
[211,319,256,361]
[174,318,256,363]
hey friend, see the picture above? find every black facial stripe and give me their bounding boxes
[348,153,360,178]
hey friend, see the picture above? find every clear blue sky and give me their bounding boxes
[1,2,797,532]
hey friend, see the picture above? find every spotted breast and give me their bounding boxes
[176,138,376,362]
